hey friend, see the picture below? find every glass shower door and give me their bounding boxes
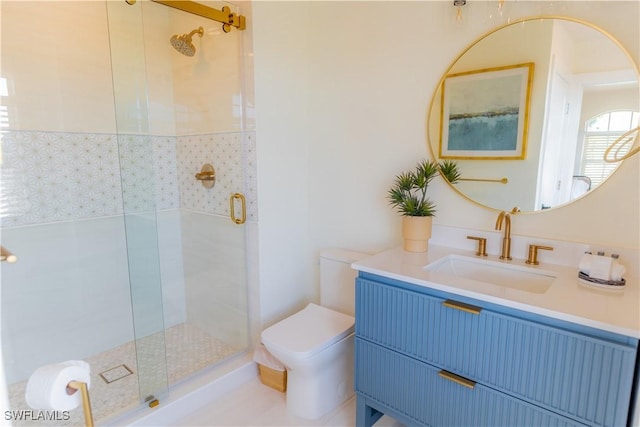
[1,0,252,423]
[157,0,252,371]
[105,0,169,404]
[0,0,167,424]
[107,0,252,396]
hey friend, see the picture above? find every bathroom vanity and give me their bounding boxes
[352,246,640,427]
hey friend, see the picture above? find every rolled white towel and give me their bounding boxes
[578,253,592,275]
[611,262,626,281]
[589,255,613,281]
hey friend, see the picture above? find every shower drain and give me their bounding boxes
[99,364,134,384]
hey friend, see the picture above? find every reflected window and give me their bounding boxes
[579,110,639,186]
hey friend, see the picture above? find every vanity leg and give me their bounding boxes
[356,396,383,427]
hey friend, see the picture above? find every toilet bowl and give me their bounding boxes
[260,249,367,420]
[261,303,354,419]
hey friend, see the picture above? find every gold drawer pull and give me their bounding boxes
[442,299,482,315]
[438,370,476,389]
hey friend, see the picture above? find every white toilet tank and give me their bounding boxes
[319,249,368,316]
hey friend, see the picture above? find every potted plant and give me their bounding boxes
[388,159,460,252]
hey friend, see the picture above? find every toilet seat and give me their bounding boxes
[261,303,354,359]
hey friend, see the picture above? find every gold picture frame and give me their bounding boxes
[439,62,534,160]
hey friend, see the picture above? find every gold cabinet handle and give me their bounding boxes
[0,246,17,263]
[438,370,476,389]
[230,193,246,224]
[442,299,482,315]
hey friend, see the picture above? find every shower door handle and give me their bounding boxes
[230,193,246,224]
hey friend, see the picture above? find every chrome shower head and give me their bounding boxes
[170,26,204,57]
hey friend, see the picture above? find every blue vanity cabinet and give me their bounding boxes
[354,273,639,427]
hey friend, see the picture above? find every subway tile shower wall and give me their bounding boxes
[0,130,258,227]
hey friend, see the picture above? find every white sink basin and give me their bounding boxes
[424,254,556,293]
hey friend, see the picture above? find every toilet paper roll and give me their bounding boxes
[25,360,90,411]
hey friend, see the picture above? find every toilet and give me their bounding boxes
[260,249,367,420]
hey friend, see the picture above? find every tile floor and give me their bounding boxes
[171,377,403,427]
[7,323,240,427]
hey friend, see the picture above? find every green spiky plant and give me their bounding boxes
[439,159,462,185]
[388,159,460,217]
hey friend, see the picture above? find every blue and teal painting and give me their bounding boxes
[448,107,518,151]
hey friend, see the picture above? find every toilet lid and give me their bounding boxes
[261,303,355,359]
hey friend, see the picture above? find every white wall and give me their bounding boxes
[251,1,640,326]
[0,1,116,133]
[252,2,314,325]
[581,86,639,125]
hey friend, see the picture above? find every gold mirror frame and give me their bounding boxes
[427,16,639,213]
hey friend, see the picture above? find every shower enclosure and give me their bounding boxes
[0,0,255,424]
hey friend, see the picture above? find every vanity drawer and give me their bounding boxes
[355,277,637,426]
[355,339,583,427]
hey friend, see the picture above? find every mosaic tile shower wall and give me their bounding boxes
[118,134,179,214]
[0,132,124,226]
[0,130,257,227]
[177,132,258,221]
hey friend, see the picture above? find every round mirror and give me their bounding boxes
[427,17,639,212]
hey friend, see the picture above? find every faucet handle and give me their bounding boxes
[526,244,554,265]
[467,236,488,257]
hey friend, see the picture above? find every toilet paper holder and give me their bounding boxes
[67,381,94,427]
[0,245,17,263]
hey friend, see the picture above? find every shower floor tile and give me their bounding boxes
[7,323,240,427]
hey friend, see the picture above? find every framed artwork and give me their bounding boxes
[439,63,534,160]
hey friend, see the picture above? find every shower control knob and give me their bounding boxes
[195,164,216,189]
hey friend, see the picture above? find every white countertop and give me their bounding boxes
[352,245,640,339]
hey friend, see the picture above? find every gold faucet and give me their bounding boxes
[495,211,512,260]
